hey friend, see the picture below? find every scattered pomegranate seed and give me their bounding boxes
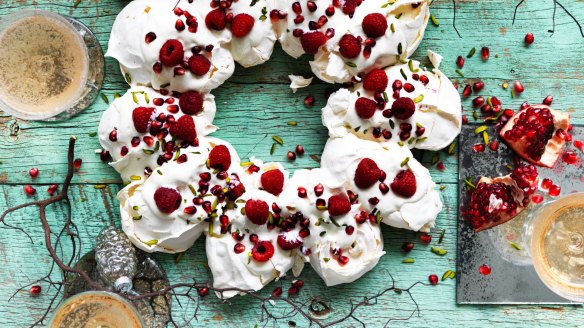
[100,150,111,162]
[287,151,296,161]
[562,151,578,165]
[524,33,534,45]
[548,184,561,197]
[462,115,469,124]
[456,56,465,68]
[541,178,553,190]
[513,81,524,93]
[488,140,499,151]
[24,185,36,196]
[29,168,39,178]
[462,85,472,98]
[73,158,83,170]
[472,81,485,93]
[338,255,349,265]
[437,162,445,171]
[295,145,305,155]
[479,264,492,275]
[473,144,486,153]
[272,287,283,297]
[574,140,584,152]
[420,233,432,244]
[198,287,209,297]
[234,242,245,254]
[428,274,438,285]
[304,95,315,107]
[29,285,41,296]
[47,184,58,196]
[481,47,490,61]
[401,242,414,253]
[472,96,485,108]
[249,234,259,243]
[532,194,544,204]
[542,95,553,106]
[288,286,299,295]
[345,225,355,235]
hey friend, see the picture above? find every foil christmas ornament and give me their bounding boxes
[95,226,138,292]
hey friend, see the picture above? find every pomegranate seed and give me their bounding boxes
[24,185,36,196]
[532,194,544,204]
[234,242,245,254]
[249,234,259,243]
[145,32,157,44]
[403,83,415,93]
[437,162,445,171]
[29,285,42,296]
[175,19,185,31]
[513,81,524,93]
[184,206,196,215]
[541,178,553,189]
[109,130,118,142]
[288,286,299,295]
[548,184,561,197]
[338,255,349,265]
[543,95,553,106]
[29,168,39,178]
[299,228,310,238]
[401,242,414,253]
[562,151,578,165]
[520,101,530,110]
[419,75,429,85]
[198,287,209,297]
[295,145,305,155]
[307,1,317,12]
[345,225,355,235]
[304,95,315,107]
[462,84,472,98]
[420,233,432,244]
[294,280,304,289]
[462,115,469,124]
[325,27,335,38]
[488,140,499,151]
[524,33,534,45]
[456,56,464,68]
[314,183,324,196]
[294,15,304,24]
[47,184,58,196]
[473,144,485,153]
[131,137,140,147]
[177,154,188,163]
[472,81,485,93]
[297,187,307,198]
[153,62,163,74]
[73,158,82,170]
[479,264,492,275]
[379,182,389,194]
[272,287,283,297]
[100,149,111,162]
[428,274,438,285]
[325,5,335,16]
[287,151,296,161]
[481,47,490,61]
[574,140,584,152]
[292,2,302,14]
[392,80,402,91]
[472,96,485,107]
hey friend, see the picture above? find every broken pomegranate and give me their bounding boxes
[464,164,539,232]
[499,104,570,168]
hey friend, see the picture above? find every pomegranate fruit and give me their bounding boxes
[464,164,539,232]
[499,104,570,168]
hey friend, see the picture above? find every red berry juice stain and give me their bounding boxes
[479,264,492,276]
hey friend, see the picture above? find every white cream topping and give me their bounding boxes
[98,86,216,182]
[274,0,429,83]
[321,134,441,231]
[288,75,313,93]
[322,59,462,151]
[205,189,296,298]
[107,0,276,93]
[281,168,385,286]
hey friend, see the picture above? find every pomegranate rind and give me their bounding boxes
[499,104,570,168]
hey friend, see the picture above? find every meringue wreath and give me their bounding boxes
[100,0,461,296]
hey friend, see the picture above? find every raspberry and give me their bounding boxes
[363,69,388,93]
[362,13,387,38]
[390,170,417,198]
[277,232,303,250]
[231,13,255,37]
[179,91,204,115]
[338,34,361,59]
[261,169,284,196]
[245,199,269,225]
[132,107,155,133]
[354,97,377,119]
[300,31,327,54]
[153,187,182,214]
[208,144,232,170]
[159,39,184,67]
[251,240,275,262]
[188,54,211,76]
[328,194,351,216]
[205,8,226,31]
[169,115,197,144]
[354,158,381,189]
[391,97,416,120]
[342,0,357,16]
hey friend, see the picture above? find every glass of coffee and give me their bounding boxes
[524,192,584,302]
[0,9,104,120]
[48,291,144,328]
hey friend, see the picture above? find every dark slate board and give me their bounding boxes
[456,123,584,304]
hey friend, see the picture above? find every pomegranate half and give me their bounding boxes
[499,104,570,168]
[464,164,539,232]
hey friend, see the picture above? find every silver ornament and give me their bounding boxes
[95,226,138,292]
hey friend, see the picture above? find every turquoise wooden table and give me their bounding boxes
[1,0,583,327]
